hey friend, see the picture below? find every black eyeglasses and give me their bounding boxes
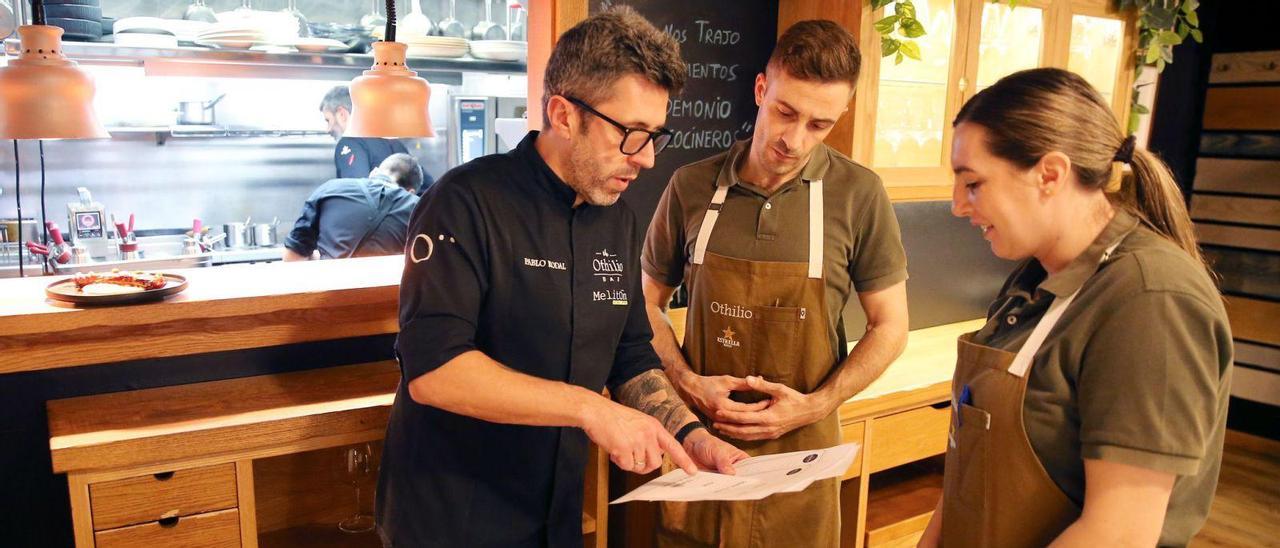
[564,96,674,156]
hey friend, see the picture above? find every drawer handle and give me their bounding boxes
[153,471,175,481]
[158,515,180,528]
[929,401,950,410]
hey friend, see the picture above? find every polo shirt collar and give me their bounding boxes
[1039,208,1140,298]
[715,138,832,197]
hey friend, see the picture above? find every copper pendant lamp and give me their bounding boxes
[345,0,435,138]
[0,1,108,140]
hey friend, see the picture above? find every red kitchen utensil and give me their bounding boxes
[128,213,135,234]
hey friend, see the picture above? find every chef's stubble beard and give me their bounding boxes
[568,136,626,207]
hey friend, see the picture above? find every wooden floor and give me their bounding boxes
[1191,430,1280,547]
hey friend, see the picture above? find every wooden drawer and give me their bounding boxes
[867,403,949,473]
[840,420,866,480]
[90,463,238,531]
[95,507,240,548]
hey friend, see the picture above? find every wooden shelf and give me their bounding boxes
[865,458,944,547]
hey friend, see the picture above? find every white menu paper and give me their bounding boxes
[611,443,861,504]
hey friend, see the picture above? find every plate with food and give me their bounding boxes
[45,270,189,305]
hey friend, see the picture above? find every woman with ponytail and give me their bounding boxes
[918,68,1232,547]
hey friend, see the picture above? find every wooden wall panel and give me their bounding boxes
[1200,133,1280,158]
[1203,87,1280,131]
[1205,247,1280,300]
[1194,158,1280,197]
[1190,195,1280,227]
[777,0,864,157]
[1196,223,1280,253]
[1224,296,1280,347]
[1232,366,1280,407]
[1237,341,1280,374]
[1208,50,1280,85]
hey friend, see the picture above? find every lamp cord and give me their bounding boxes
[39,140,48,274]
[384,0,396,43]
[31,0,46,26]
[13,140,23,277]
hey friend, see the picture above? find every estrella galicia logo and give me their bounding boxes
[716,327,740,349]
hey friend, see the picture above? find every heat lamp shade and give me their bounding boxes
[346,41,435,138]
[0,26,108,140]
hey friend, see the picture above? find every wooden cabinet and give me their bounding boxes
[89,464,239,531]
[95,508,242,548]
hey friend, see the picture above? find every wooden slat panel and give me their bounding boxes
[1194,158,1280,197]
[90,464,238,531]
[1191,195,1280,227]
[1224,296,1280,347]
[1209,51,1280,84]
[95,508,240,548]
[1232,366,1280,407]
[1196,223,1280,252]
[1200,133,1280,159]
[1203,87,1280,131]
[1205,247,1280,300]
[867,405,949,473]
[1237,341,1280,374]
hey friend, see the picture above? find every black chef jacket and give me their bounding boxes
[283,174,420,259]
[376,131,662,547]
[335,136,410,179]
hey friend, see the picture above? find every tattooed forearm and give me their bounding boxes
[616,369,699,434]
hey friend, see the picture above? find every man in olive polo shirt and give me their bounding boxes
[641,21,910,547]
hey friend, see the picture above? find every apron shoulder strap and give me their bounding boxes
[691,183,731,266]
[808,179,823,279]
[347,183,399,259]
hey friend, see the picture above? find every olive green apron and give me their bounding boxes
[941,235,1128,546]
[658,176,840,548]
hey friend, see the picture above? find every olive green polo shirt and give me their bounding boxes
[643,138,908,359]
[974,209,1233,546]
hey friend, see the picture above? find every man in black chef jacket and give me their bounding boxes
[321,85,435,189]
[377,8,749,548]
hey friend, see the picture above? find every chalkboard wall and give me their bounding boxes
[589,0,779,229]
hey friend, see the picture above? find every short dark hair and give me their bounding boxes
[320,85,352,113]
[542,6,686,128]
[378,153,423,192]
[767,20,861,87]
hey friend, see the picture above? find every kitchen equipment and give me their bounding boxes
[183,0,217,23]
[66,188,111,259]
[222,221,251,249]
[508,2,526,41]
[448,95,527,167]
[176,93,226,125]
[280,0,310,38]
[1,0,17,41]
[399,0,434,38]
[472,0,506,41]
[2,218,40,244]
[251,218,279,248]
[437,0,466,38]
[359,0,386,31]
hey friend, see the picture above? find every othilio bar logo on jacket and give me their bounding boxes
[593,248,623,283]
[717,327,740,349]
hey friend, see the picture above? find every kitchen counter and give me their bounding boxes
[0,255,402,374]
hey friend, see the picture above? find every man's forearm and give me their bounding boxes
[811,320,908,412]
[645,303,695,386]
[407,350,602,428]
[615,369,701,434]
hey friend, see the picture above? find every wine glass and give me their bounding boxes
[337,443,376,534]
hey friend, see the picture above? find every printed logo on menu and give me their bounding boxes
[593,248,623,283]
[716,326,740,349]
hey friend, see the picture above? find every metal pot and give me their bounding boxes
[251,222,278,248]
[222,222,251,249]
[1,218,40,244]
[176,93,226,125]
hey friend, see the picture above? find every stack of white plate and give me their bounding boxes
[470,40,526,62]
[195,22,270,49]
[403,35,468,59]
[287,37,350,53]
[114,17,211,44]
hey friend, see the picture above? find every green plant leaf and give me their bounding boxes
[872,0,895,10]
[1176,21,1189,39]
[900,40,922,60]
[1186,9,1199,27]
[896,1,917,20]
[895,51,905,65]
[1133,103,1150,115]
[1161,46,1174,62]
[1190,28,1203,42]
[1156,58,1166,72]
[1144,46,1162,64]
[881,36,901,57]
[1158,30,1183,46]
[874,15,900,35]
[900,18,926,38]
[1182,0,1199,15]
